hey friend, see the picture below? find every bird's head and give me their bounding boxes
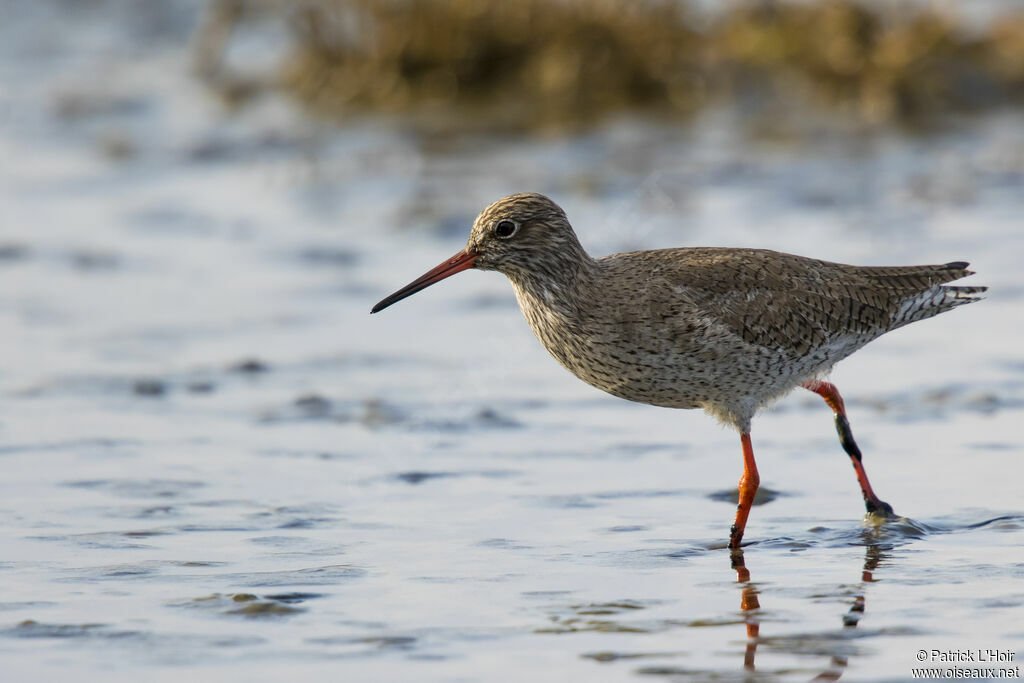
[371,193,584,313]
[465,193,575,274]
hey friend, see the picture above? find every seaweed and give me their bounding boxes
[194,0,1024,130]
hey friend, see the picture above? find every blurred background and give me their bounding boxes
[2,1,1023,681]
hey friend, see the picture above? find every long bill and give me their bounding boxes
[370,250,477,313]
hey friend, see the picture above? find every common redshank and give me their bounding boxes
[371,193,985,549]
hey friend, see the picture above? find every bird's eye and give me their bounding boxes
[494,220,518,239]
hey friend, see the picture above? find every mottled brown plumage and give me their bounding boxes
[372,192,986,549]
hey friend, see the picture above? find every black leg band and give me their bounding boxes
[834,413,863,462]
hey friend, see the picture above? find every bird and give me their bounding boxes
[371,193,986,550]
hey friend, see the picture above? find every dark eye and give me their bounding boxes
[494,220,518,239]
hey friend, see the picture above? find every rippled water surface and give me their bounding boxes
[3,3,1024,681]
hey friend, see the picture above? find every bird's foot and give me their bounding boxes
[864,497,896,522]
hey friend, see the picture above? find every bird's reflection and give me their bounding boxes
[732,542,885,679]
[730,550,761,671]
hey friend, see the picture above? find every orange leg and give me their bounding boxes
[729,433,760,550]
[802,380,894,517]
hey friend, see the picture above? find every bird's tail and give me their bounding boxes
[891,261,987,328]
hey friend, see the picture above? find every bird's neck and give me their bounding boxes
[505,246,599,316]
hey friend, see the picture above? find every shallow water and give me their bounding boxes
[3,2,1024,681]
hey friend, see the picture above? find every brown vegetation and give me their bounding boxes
[195,0,1024,130]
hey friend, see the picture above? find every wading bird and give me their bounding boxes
[372,193,985,549]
